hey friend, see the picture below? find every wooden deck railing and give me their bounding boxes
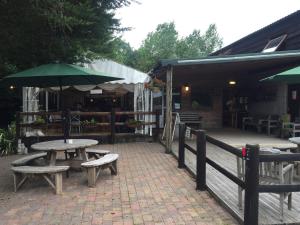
[177,122,300,225]
[16,110,160,143]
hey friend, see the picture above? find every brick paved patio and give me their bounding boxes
[0,142,238,225]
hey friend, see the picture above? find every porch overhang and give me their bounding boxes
[152,50,300,87]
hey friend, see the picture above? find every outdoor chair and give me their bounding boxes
[260,115,280,135]
[70,112,81,133]
[280,115,300,138]
[237,151,294,221]
[242,115,268,132]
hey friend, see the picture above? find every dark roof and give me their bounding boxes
[152,50,300,87]
[157,50,300,67]
[212,10,300,56]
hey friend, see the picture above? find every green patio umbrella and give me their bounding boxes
[260,66,300,83]
[0,63,122,108]
[0,63,123,142]
[0,63,122,87]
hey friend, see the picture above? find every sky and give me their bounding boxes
[116,0,300,49]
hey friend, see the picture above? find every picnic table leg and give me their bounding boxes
[87,168,96,187]
[55,173,63,194]
[80,148,89,162]
[49,152,57,166]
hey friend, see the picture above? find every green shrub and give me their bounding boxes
[0,122,16,156]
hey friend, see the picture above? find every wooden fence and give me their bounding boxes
[178,122,300,225]
[16,110,160,144]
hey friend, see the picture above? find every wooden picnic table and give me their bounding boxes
[31,139,98,166]
[289,137,300,152]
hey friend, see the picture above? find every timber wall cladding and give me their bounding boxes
[248,83,287,116]
[180,88,222,129]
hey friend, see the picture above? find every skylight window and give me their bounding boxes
[262,34,287,53]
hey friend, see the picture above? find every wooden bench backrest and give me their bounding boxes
[179,112,202,122]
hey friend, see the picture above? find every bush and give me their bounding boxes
[0,122,16,156]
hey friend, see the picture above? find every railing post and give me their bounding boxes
[244,144,259,225]
[196,130,207,190]
[178,122,186,168]
[153,110,160,141]
[111,108,116,144]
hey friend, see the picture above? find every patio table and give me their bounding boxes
[288,137,300,152]
[31,139,98,166]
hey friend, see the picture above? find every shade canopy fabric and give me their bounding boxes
[87,59,150,84]
[260,66,300,83]
[0,63,122,87]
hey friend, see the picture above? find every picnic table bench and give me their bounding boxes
[81,153,119,187]
[179,112,202,129]
[64,149,110,160]
[11,153,47,166]
[11,165,69,194]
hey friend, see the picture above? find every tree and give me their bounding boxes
[176,25,222,58]
[110,37,137,68]
[0,0,131,76]
[136,22,178,72]
[0,0,131,126]
[134,22,222,72]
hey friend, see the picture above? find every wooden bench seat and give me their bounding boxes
[11,153,47,166]
[64,149,110,160]
[11,166,69,194]
[86,149,110,159]
[81,153,119,187]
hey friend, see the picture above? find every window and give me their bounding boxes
[262,34,287,53]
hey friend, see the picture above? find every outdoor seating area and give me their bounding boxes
[242,115,280,135]
[242,114,300,137]
[9,138,121,195]
[0,142,238,225]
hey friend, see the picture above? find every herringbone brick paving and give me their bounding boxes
[0,142,238,225]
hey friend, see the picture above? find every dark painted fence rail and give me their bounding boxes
[177,122,300,225]
[16,110,160,144]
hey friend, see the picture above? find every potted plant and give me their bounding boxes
[144,77,165,93]
[32,116,46,126]
[126,119,143,129]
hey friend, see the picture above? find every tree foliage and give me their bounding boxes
[0,0,131,77]
[111,22,223,72]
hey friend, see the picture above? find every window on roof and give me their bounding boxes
[262,34,287,53]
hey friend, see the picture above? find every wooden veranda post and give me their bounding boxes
[196,130,207,190]
[165,66,173,153]
[244,144,259,225]
[154,110,160,141]
[178,122,186,168]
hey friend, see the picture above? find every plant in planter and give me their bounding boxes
[0,122,16,156]
[126,119,143,128]
[32,116,46,125]
[144,77,165,93]
[82,118,97,126]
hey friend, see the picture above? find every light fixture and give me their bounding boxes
[229,80,236,85]
[9,85,15,90]
[183,84,190,92]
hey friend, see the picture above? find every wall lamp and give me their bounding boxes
[183,84,190,92]
[229,80,236,85]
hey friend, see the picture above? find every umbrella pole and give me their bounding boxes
[59,83,68,143]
